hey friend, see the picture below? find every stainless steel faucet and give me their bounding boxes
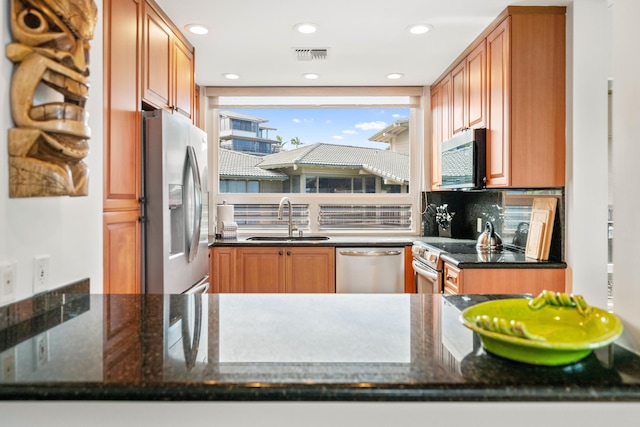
[278,196,298,237]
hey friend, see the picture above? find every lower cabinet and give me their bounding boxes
[210,246,336,293]
[443,262,565,295]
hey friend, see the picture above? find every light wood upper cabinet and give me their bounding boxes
[486,17,510,187]
[211,246,336,293]
[142,1,195,122]
[430,84,442,190]
[430,6,566,189]
[430,75,451,190]
[103,0,142,212]
[466,40,487,129]
[451,61,466,135]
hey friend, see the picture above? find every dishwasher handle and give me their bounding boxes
[338,250,402,257]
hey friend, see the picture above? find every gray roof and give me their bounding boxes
[219,149,288,180]
[258,143,410,183]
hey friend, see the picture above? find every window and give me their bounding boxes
[206,88,424,234]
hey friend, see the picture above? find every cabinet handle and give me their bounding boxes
[446,275,457,283]
[287,251,291,256]
[279,251,283,256]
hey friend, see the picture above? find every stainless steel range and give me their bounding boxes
[411,241,445,293]
[411,239,480,293]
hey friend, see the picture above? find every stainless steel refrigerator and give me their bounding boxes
[142,110,209,294]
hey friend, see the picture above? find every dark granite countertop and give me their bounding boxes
[209,235,418,247]
[1,292,638,401]
[418,237,567,269]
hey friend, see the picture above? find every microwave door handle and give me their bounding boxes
[185,146,202,262]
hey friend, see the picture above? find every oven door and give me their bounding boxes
[412,259,441,293]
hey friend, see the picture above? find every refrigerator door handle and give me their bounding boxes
[185,145,203,262]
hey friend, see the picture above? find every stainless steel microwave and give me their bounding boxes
[440,128,486,190]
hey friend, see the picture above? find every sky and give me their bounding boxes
[227,107,409,150]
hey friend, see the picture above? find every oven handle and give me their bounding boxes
[412,260,439,281]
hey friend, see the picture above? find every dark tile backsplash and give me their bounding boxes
[422,189,565,261]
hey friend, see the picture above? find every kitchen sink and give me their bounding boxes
[246,236,330,242]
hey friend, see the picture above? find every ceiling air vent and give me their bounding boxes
[294,48,329,61]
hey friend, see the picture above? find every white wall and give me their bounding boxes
[566,1,610,307]
[610,0,640,354]
[0,1,104,305]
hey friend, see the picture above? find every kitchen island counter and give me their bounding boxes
[1,292,639,402]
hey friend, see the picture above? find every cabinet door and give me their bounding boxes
[286,247,335,293]
[451,62,466,135]
[173,36,194,120]
[103,211,141,294]
[236,247,284,293]
[443,263,461,295]
[211,247,236,293]
[430,85,442,190]
[440,74,452,142]
[466,40,486,129]
[486,17,511,187]
[142,2,172,110]
[103,0,142,212]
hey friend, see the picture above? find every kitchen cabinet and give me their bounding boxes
[103,0,197,294]
[430,75,451,190]
[103,0,143,294]
[443,261,565,295]
[430,6,566,189]
[142,0,195,121]
[103,210,141,294]
[211,246,336,293]
[486,8,566,188]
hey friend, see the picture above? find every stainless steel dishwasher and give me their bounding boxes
[335,247,405,293]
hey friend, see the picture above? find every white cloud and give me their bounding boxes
[342,130,357,135]
[392,113,401,118]
[292,118,301,123]
[332,135,343,140]
[355,121,387,131]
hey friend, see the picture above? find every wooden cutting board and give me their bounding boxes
[525,219,546,259]
[530,197,558,260]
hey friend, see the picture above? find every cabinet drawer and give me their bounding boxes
[443,263,461,295]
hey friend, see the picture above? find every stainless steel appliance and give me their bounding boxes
[411,241,443,293]
[143,110,209,294]
[335,247,405,293]
[441,128,486,190]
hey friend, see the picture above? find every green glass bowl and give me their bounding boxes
[460,296,623,366]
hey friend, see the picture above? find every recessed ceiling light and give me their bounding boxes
[407,24,433,35]
[386,73,404,80]
[302,73,320,80]
[294,23,318,34]
[185,24,209,35]
[222,73,240,80]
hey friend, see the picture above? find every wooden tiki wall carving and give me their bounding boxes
[6,0,98,197]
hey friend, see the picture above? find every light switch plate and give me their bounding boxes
[0,261,17,303]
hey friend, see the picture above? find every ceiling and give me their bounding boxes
[155,0,570,88]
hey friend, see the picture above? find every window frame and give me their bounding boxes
[204,86,427,236]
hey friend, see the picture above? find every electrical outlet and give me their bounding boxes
[477,218,484,233]
[33,332,49,370]
[33,255,50,294]
[0,261,17,303]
